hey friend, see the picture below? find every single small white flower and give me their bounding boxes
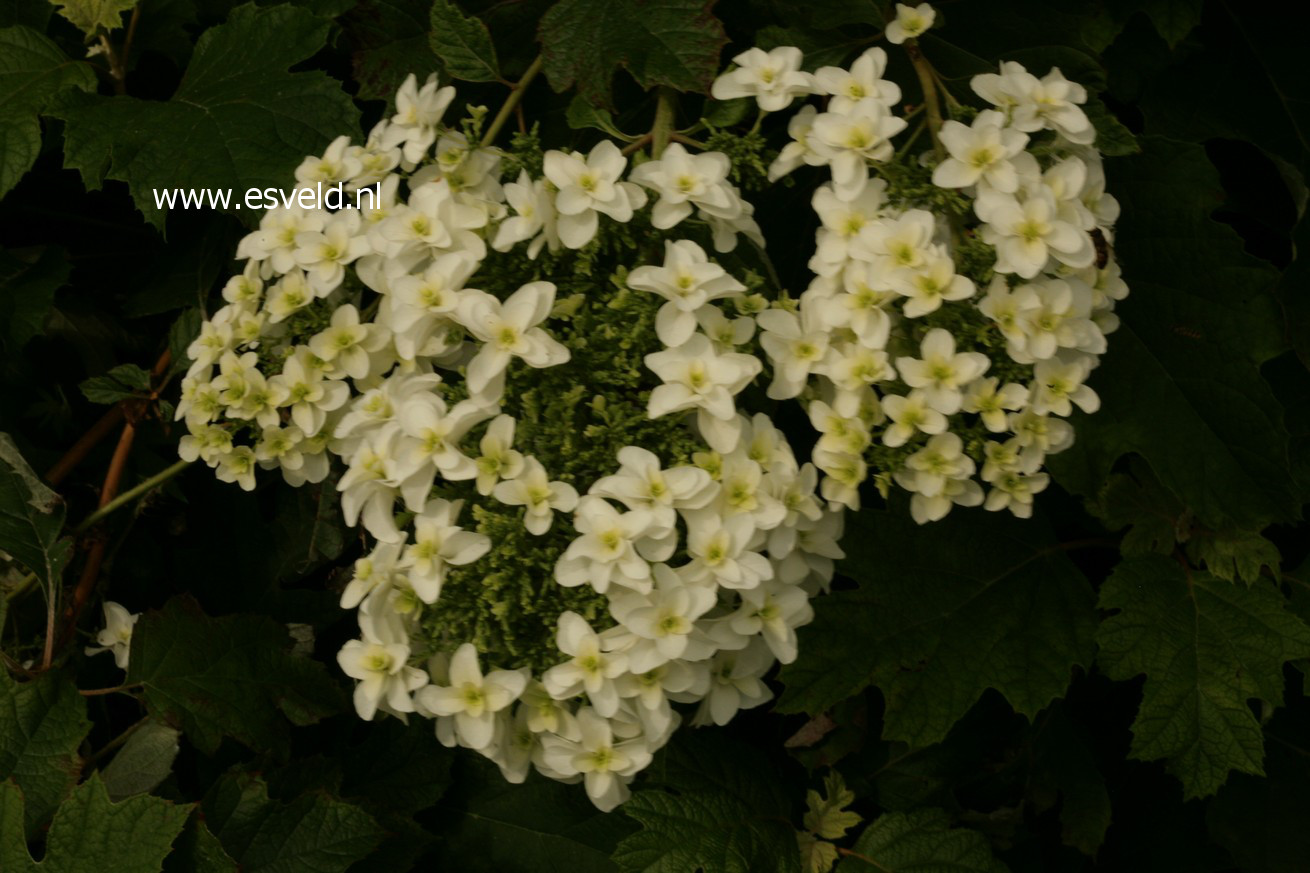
[932,110,1029,192]
[457,282,570,401]
[414,643,528,749]
[308,305,391,382]
[813,48,902,112]
[880,389,949,447]
[627,240,745,347]
[472,414,526,496]
[895,328,991,415]
[886,2,937,44]
[962,377,1028,432]
[337,616,429,721]
[539,707,652,812]
[542,612,629,717]
[402,499,491,603]
[493,457,579,535]
[85,601,138,670]
[644,333,762,453]
[810,101,907,201]
[711,46,816,112]
[554,495,656,594]
[542,141,647,249]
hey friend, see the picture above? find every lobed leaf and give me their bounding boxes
[1096,555,1310,797]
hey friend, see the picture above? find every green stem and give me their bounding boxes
[651,87,677,159]
[74,460,192,534]
[480,55,543,149]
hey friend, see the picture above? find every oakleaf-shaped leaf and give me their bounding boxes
[0,671,90,838]
[0,26,95,200]
[0,773,189,873]
[836,808,1008,873]
[803,771,860,840]
[777,507,1096,747]
[538,0,727,109]
[54,3,359,230]
[49,0,136,35]
[613,731,800,873]
[429,0,500,82]
[1096,555,1310,798]
[203,772,384,873]
[1047,138,1298,531]
[125,596,345,756]
[433,754,633,873]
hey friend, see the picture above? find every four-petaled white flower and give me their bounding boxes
[711,46,816,112]
[628,240,746,346]
[645,333,762,453]
[493,457,579,535]
[886,2,937,44]
[416,642,528,749]
[457,282,570,400]
[542,141,647,249]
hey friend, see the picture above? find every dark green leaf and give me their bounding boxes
[835,808,1008,873]
[163,815,240,873]
[125,596,346,756]
[0,26,96,200]
[566,94,631,140]
[343,0,443,103]
[1048,138,1297,530]
[0,246,69,351]
[1096,555,1310,797]
[79,363,152,405]
[777,507,1096,747]
[99,720,180,802]
[1027,705,1111,856]
[433,753,632,873]
[54,3,360,230]
[429,0,500,82]
[539,0,727,109]
[202,772,384,873]
[0,773,189,872]
[0,671,90,838]
[339,717,452,816]
[0,432,71,589]
[1093,458,1186,557]
[1085,94,1139,155]
[1185,529,1280,586]
[613,731,799,873]
[1130,0,1204,49]
[1207,705,1310,873]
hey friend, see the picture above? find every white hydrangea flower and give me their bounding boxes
[645,333,762,453]
[886,2,937,44]
[627,240,746,347]
[85,601,138,670]
[493,457,579,535]
[711,46,815,112]
[542,140,647,249]
[415,643,528,749]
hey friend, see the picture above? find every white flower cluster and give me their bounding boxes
[716,39,1126,524]
[178,72,841,811]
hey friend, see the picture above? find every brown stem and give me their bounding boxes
[44,348,169,486]
[53,421,137,659]
[904,40,945,161]
[836,846,892,872]
[45,406,124,486]
[621,133,653,157]
[79,682,143,697]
